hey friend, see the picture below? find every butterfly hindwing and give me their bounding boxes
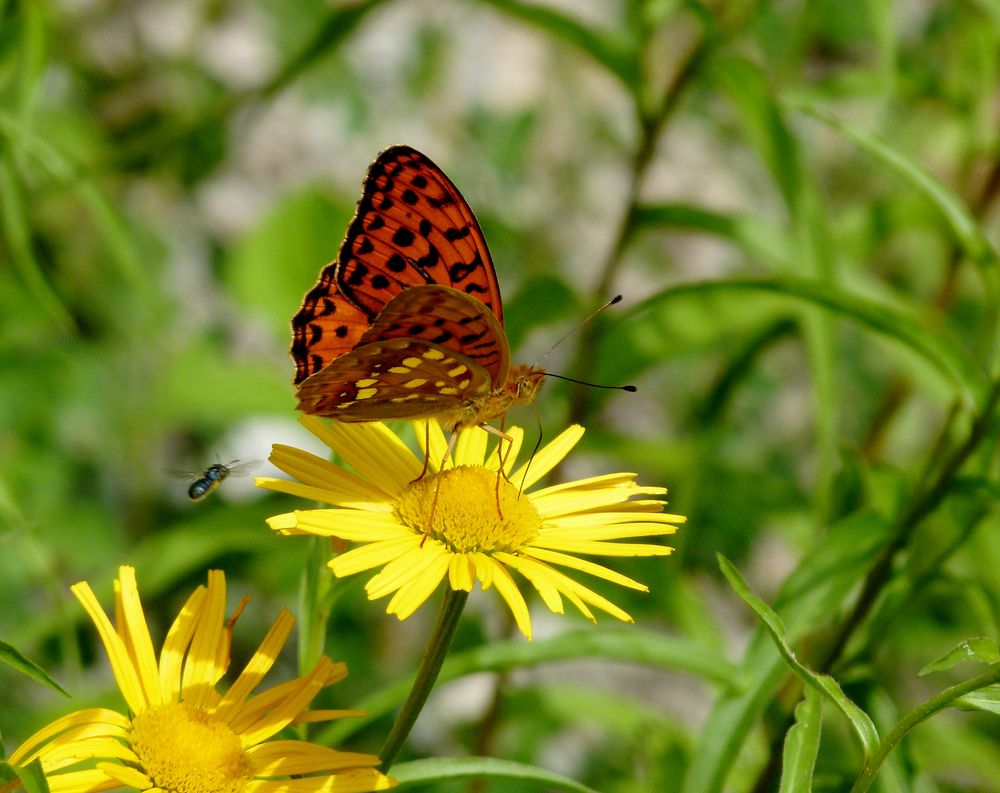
[358,285,510,385]
[334,146,504,322]
[295,336,493,422]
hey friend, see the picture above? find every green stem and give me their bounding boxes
[379,588,470,771]
[849,664,1000,793]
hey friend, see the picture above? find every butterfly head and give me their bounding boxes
[506,364,546,405]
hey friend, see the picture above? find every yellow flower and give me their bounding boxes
[257,417,685,640]
[5,567,394,793]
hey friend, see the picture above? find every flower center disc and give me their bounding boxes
[130,703,252,793]
[397,466,541,553]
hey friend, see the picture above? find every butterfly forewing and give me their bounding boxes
[335,147,504,322]
[291,271,373,384]
[359,285,509,385]
[295,337,493,422]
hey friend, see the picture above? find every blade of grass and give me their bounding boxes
[318,628,736,744]
[719,554,879,755]
[778,689,823,793]
[477,0,640,96]
[0,157,75,332]
[391,757,602,793]
[624,276,985,402]
[793,101,1000,296]
[0,640,68,696]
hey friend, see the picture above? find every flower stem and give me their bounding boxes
[379,587,470,771]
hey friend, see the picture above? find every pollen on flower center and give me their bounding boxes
[396,465,541,552]
[129,703,253,793]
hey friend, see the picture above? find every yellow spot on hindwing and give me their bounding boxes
[391,394,421,402]
[355,388,378,400]
[403,357,422,368]
[447,364,468,377]
[440,387,459,396]
[355,378,377,388]
[423,349,445,360]
[389,366,411,374]
[404,379,428,389]
[457,379,470,389]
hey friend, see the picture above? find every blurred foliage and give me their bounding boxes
[2,0,1000,791]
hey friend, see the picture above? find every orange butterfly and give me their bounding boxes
[291,146,544,438]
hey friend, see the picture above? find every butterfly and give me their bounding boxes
[290,145,544,438]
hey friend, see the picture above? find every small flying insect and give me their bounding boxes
[184,460,258,501]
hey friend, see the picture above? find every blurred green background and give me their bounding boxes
[2,1,1000,791]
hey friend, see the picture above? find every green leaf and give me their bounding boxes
[6,759,49,793]
[792,101,1000,286]
[710,55,804,212]
[0,111,145,290]
[0,157,75,333]
[477,0,640,93]
[681,511,890,793]
[0,640,68,696]
[318,628,735,744]
[920,637,1000,676]
[621,276,985,401]
[390,757,602,793]
[260,0,391,99]
[718,554,879,756]
[778,689,823,793]
[634,202,746,238]
[955,684,1000,715]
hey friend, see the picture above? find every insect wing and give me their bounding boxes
[358,285,510,384]
[334,146,504,320]
[291,271,373,384]
[295,337,492,421]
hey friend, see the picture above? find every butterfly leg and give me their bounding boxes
[419,427,460,548]
[411,421,433,483]
[479,423,521,519]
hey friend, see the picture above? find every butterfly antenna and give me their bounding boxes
[542,372,637,392]
[531,295,624,368]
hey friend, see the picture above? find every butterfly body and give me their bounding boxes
[291,146,544,433]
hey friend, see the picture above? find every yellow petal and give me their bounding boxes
[215,610,295,726]
[523,546,650,590]
[509,424,583,490]
[116,567,163,708]
[448,553,475,591]
[238,657,333,747]
[385,554,450,619]
[366,547,446,600]
[158,585,206,702]
[331,538,421,577]
[7,709,129,765]
[296,510,411,541]
[247,740,380,774]
[71,581,147,714]
[180,570,227,709]
[487,559,532,640]
[530,539,673,556]
[95,761,153,789]
[303,417,421,493]
[256,474,392,511]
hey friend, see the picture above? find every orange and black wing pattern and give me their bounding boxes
[291,146,503,385]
